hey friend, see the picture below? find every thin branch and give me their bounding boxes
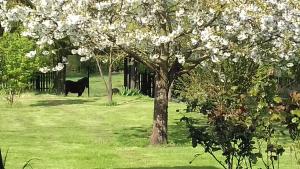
[105,33,158,72]
[208,150,227,169]
[96,58,109,95]
[179,55,210,75]
[118,45,158,73]
[173,7,223,41]
[258,139,269,168]
[189,153,203,164]
[22,158,41,169]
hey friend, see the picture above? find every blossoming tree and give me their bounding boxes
[2,0,300,144]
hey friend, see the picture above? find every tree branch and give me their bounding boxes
[174,7,223,41]
[118,45,158,73]
[179,55,210,75]
[105,33,158,72]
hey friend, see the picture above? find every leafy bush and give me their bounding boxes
[178,57,296,169]
[0,31,42,105]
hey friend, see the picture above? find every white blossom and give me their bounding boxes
[52,63,64,71]
[42,51,50,55]
[150,54,159,60]
[25,50,36,58]
[237,32,248,41]
[211,55,220,63]
[175,54,185,64]
[39,67,50,73]
[287,63,294,67]
[3,0,299,75]
[191,38,198,45]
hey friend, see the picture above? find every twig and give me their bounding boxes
[189,153,203,164]
[22,158,41,169]
[208,150,227,169]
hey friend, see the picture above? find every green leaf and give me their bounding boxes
[291,109,300,117]
[258,100,267,109]
[231,86,238,91]
[292,117,298,123]
[249,87,258,96]
[273,96,282,104]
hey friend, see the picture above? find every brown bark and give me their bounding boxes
[107,64,113,104]
[129,60,136,89]
[54,68,66,94]
[96,59,110,102]
[53,55,66,95]
[107,48,113,104]
[0,24,4,37]
[96,46,113,104]
[168,81,173,102]
[150,71,169,144]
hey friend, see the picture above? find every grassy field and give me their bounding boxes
[0,74,299,169]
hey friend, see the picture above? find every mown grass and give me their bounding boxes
[0,74,299,169]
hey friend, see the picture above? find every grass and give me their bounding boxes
[0,73,299,169]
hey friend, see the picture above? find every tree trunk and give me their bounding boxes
[96,59,110,103]
[129,59,136,89]
[107,64,113,104]
[0,24,4,37]
[53,56,66,95]
[107,47,113,104]
[168,81,173,102]
[150,72,169,144]
[54,69,65,94]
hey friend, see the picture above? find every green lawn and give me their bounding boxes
[0,74,299,169]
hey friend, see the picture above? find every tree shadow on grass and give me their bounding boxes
[114,126,150,147]
[114,123,191,147]
[30,99,96,107]
[114,166,219,169]
[169,122,191,145]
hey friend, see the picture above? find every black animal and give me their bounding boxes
[65,77,89,97]
[112,88,120,94]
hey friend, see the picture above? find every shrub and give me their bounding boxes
[179,57,295,169]
[0,31,41,105]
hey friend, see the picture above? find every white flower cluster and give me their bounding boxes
[175,54,185,64]
[150,54,159,60]
[0,2,30,32]
[151,26,183,46]
[4,0,299,70]
[52,63,64,71]
[25,50,36,58]
[39,67,50,73]
[71,47,94,62]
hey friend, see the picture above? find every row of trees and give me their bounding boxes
[1,0,300,145]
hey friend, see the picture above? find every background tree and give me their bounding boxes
[93,48,125,104]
